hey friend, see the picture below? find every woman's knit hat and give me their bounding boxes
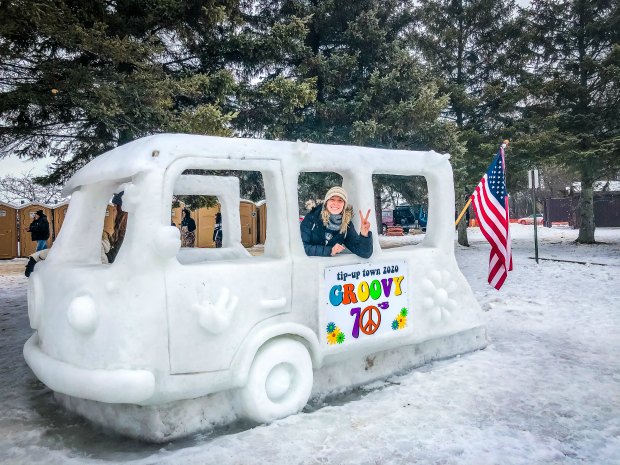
[323,186,348,206]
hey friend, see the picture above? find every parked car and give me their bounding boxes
[381,205,427,234]
[517,213,543,225]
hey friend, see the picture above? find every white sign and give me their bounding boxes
[528,169,539,188]
[321,261,408,347]
[0,210,6,217]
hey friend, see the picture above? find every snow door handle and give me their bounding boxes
[259,297,287,310]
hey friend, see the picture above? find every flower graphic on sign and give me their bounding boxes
[392,307,408,330]
[326,322,345,345]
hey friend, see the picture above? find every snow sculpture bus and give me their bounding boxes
[24,134,487,441]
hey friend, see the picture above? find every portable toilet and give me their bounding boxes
[195,205,220,248]
[0,201,18,259]
[239,199,257,248]
[52,201,69,240]
[19,203,53,257]
[171,206,183,228]
[102,204,117,237]
[256,200,267,245]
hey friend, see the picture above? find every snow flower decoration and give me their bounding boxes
[391,319,399,330]
[336,332,345,344]
[400,307,408,318]
[326,322,336,334]
[419,270,458,324]
[327,330,338,345]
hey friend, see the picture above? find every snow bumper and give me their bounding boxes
[23,334,155,404]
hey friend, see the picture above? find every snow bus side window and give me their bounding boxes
[373,174,429,248]
[299,171,378,257]
[172,169,266,263]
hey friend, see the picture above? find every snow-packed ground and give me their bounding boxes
[1,225,619,465]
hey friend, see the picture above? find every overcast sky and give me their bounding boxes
[0,154,53,177]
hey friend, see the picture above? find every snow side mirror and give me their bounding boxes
[153,226,181,259]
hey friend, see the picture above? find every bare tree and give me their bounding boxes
[0,170,63,204]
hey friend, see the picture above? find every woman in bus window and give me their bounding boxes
[300,186,372,258]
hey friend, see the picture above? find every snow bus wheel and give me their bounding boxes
[238,338,313,423]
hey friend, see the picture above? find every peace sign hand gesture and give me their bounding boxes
[359,209,371,237]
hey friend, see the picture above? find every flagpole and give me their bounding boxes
[454,198,472,226]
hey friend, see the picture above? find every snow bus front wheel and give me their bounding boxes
[237,338,313,423]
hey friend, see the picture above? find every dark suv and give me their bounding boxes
[383,205,427,234]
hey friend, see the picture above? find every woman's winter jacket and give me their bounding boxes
[29,215,50,241]
[300,204,373,258]
[181,216,196,232]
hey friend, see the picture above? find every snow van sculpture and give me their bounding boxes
[24,134,487,441]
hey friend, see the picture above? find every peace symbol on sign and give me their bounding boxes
[359,305,381,335]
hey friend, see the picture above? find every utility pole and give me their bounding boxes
[529,169,539,263]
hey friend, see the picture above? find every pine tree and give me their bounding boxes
[270,0,462,225]
[521,0,620,243]
[168,0,317,139]
[410,0,527,245]
[0,2,218,183]
[277,0,458,149]
[0,0,316,184]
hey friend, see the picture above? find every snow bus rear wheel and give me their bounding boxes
[238,338,313,423]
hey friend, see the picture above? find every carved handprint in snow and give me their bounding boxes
[194,287,239,334]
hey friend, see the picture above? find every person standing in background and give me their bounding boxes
[27,210,50,252]
[213,212,223,248]
[180,208,196,247]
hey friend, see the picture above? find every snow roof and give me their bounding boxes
[570,180,620,193]
[0,201,19,209]
[62,134,448,196]
[16,201,55,210]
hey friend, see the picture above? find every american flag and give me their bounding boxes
[470,146,513,290]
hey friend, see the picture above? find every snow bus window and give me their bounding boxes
[103,191,129,264]
[50,186,127,266]
[298,172,344,218]
[172,170,266,264]
[101,204,115,264]
[372,174,429,249]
